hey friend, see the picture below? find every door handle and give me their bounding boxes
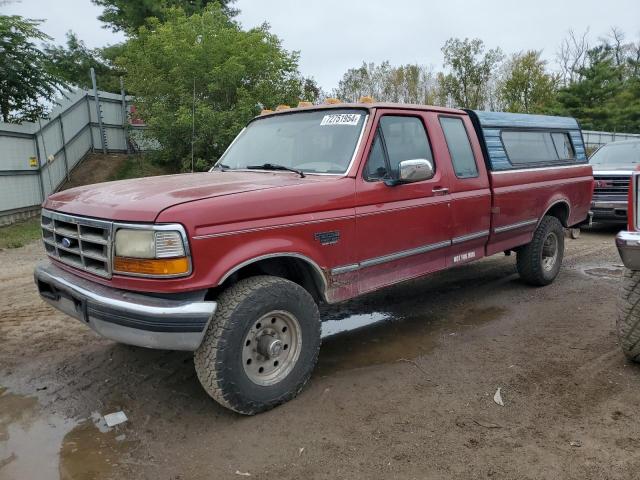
[432,187,449,196]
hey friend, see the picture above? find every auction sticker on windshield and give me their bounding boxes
[320,114,361,126]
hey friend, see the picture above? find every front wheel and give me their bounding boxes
[194,275,321,415]
[617,268,640,362]
[516,216,565,286]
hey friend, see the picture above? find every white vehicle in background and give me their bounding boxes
[590,140,640,224]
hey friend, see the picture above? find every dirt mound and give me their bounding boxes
[59,153,129,191]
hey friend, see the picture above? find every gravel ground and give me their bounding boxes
[1,225,639,480]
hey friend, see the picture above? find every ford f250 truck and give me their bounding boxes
[35,101,593,414]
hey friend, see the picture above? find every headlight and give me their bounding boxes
[114,227,190,277]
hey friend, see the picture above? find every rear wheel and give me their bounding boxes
[194,275,321,415]
[516,216,564,286]
[617,268,640,362]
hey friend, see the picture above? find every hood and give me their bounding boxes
[45,171,310,222]
[591,166,636,174]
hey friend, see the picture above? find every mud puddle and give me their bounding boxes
[0,386,135,480]
[0,387,74,479]
[59,413,136,480]
[321,312,391,337]
[317,306,506,375]
[582,266,623,279]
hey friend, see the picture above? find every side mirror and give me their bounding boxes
[385,159,434,186]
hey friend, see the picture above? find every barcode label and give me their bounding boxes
[320,114,361,126]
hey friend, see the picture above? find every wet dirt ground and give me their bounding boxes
[1,225,640,479]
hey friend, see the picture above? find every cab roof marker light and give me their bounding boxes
[297,101,313,108]
[324,98,341,105]
[260,109,273,115]
[359,96,375,103]
[275,104,291,111]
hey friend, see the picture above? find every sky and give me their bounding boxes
[3,0,640,92]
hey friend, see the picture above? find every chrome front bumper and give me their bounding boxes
[616,231,640,270]
[34,262,216,351]
[591,199,627,222]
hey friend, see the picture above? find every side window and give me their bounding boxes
[363,132,387,181]
[439,116,478,178]
[379,116,432,178]
[501,130,576,165]
[502,131,557,164]
[551,132,575,159]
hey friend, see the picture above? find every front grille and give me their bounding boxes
[593,175,630,196]
[41,210,113,278]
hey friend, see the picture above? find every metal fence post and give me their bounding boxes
[120,77,130,154]
[85,94,95,152]
[91,68,107,154]
[59,115,70,181]
[33,133,46,203]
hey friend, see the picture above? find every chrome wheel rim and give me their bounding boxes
[541,232,559,272]
[242,310,302,386]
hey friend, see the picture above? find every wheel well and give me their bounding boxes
[208,256,326,303]
[544,202,570,227]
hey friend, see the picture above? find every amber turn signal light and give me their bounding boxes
[114,256,190,276]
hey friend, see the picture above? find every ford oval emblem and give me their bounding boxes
[61,237,73,248]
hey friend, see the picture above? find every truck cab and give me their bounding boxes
[35,101,593,414]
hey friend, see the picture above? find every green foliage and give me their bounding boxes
[499,51,558,113]
[44,32,124,94]
[92,0,238,33]
[555,44,640,132]
[0,15,66,122]
[118,5,312,171]
[440,38,503,109]
[0,217,41,249]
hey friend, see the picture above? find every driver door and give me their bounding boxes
[355,111,452,295]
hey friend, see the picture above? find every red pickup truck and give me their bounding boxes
[35,101,593,414]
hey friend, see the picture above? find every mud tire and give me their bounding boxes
[617,268,640,362]
[194,275,321,415]
[516,216,565,286]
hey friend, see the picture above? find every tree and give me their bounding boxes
[440,37,503,109]
[92,0,238,33]
[552,28,640,132]
[557,29,590,85]
[118,5,310,171]
[498,51,558,113]
[0,14,65,122]
[334,61,437,104]
[44,32,124,93]
[554,46,626,131]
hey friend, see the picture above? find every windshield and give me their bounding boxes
[589,141,640,168]
[215,109,367,174]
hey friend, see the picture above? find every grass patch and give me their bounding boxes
[0,217,42,249]
[108,155,175,181]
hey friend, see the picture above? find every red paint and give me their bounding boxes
[44,104,593,303]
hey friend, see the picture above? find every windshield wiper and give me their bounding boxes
[246,163,306,178]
